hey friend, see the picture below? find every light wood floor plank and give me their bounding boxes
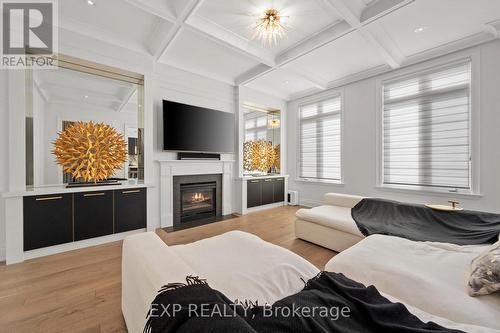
[0,206,335,332]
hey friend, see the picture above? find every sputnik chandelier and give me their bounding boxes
[253,8,288,46]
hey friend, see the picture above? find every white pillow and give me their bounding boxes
[468,240,500,296]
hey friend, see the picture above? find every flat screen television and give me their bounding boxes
[163,100,235,153]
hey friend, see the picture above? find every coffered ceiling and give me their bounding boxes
[57,0,500,100]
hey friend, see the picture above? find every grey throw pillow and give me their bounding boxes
[468,240,500,297]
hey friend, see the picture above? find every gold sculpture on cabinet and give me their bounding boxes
[243,140,276,173]
[52,121,127,183]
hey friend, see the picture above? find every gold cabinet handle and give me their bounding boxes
[122,190,141,194]
[83,192,106,197]
[36,196,63,201]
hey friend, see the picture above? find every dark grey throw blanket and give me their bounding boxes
[144,273,462,333]
[352,198,500,245]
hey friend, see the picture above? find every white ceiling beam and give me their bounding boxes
[115,87,138,112]
[154,0,206,61]
[235,64,273,86]
[360,0,415,24]
[185,15,276,67]
[322,0,404,68]
[276,20,353,66]
[285,67,329,90]
[122,0,176,22]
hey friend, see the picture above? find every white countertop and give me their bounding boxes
[239,174,289,180]
[1,180,153,198]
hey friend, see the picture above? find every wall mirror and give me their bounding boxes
[25,56,144,187]
[242,103,281,176]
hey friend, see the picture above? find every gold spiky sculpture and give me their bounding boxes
[53,121,127,183]
[243,140,276,173]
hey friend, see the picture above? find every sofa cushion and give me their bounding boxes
[325,235,500,330]
[171,231,320,305]
[296,205,364,237]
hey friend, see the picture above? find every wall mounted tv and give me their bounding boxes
[163,100,235,153]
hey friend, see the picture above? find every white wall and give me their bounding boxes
[0,71,8,261]
[287,40,500,213]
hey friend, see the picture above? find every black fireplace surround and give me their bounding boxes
[173,174,222,229]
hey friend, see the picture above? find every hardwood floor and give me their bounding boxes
[0,206,335,333]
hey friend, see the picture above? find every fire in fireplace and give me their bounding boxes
[173,174,222,229]
[180,182,216,222]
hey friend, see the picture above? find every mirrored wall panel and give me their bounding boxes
[243,103,281,176]
[26,60,144,187]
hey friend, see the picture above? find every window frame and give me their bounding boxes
[296,90,345,185]
[376,52,480,196]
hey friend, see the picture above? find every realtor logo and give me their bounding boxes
[1,0,58,68]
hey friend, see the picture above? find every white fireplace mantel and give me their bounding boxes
[157,159,235,228]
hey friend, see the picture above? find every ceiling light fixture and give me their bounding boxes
[84,95,89,98]
[414,26,426,33]
[86,0,96,6]
[253,8,288,47]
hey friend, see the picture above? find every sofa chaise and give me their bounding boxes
[295,193,365,252]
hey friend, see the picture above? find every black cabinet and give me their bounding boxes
[273,178,285,203]
[74,191,114,241]
[114,188,147,233]
[23,194,73,251]
[262,179,274,205]
[23,187,147,250]
[247,180,262,208]
[247,177,285,208]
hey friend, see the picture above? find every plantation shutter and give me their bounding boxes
[382,59,472,190]
[299,96,342,181]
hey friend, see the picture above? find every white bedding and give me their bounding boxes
[326,234,500,332]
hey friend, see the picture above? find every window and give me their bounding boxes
[382,59,472,192]
[299,95,342,181]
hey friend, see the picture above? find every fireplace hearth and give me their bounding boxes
[173,174,222,229]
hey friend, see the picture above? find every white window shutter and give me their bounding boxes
[299,96,342,181]
[382,59,472,190]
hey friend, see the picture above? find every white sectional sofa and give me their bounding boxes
[326,234,500,331]
[295,193,365,252]
[122,231,498,333]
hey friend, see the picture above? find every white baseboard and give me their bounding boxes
[299,198,323,208]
